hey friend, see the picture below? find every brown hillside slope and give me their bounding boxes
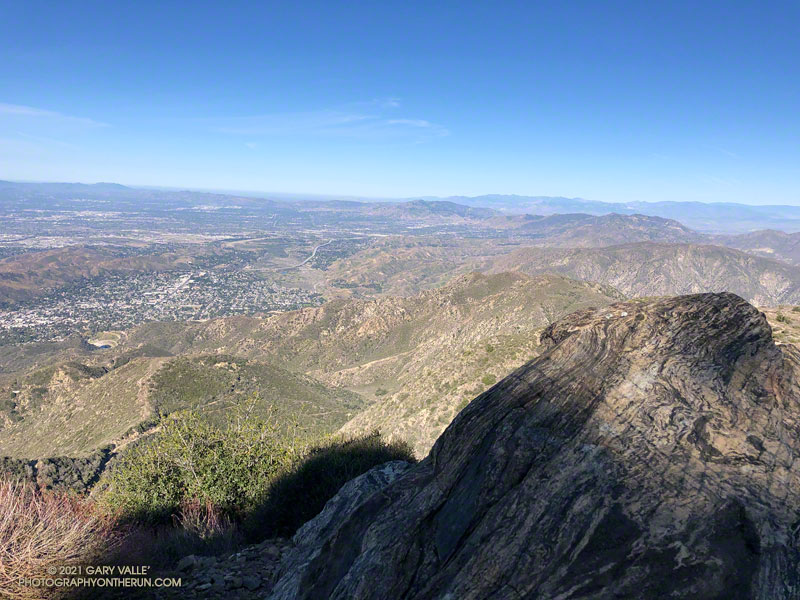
[484,242,800,306]
[487,212,701,246]
[0,246,195,305]
[122,271,623,455]
[715,229,800,265]
[326,238,800,305]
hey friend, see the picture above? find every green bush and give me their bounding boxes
[242,431,415,541]
[99,401,299,524]
[481,374,497,386]
[776,312,790,323]
[99,398,415,550]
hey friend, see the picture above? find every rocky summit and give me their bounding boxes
[265,293,800,599]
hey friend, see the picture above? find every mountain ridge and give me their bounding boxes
[483,241,800,306]
[443,194,800,232]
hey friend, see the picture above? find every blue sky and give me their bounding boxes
[1,1,798,203]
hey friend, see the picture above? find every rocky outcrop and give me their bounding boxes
[267,293,800,599]
[148,539,292,600]
[270,461,412,598]
[149,462,412,600]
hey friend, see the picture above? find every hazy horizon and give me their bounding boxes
[4,177,800,209]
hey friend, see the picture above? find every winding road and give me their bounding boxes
[284,239,333,270]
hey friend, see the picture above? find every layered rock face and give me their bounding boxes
[268,293,800,599]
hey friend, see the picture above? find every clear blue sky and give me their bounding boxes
[1,1,798,203]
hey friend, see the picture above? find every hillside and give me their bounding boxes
[326,237,800,306]
[480,242,800,306]
[324,236,502,297]
[0,245,196,306]
[715,229,800,265]
[117,271,623,455]
[487,212,701,246]
[0,352,363,458]
[266,293,800,599]
[0,271,622,459]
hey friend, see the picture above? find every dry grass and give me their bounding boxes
[103,499,243,570]
[174,498,234,541]
[0,479,120,599]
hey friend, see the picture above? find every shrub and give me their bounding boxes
[35,449,112,493]
[98,400,300,524]
[374,387,389,397]
[0,478,119,599]
[242,431,415,541]
[792,307,800,313]
[97,400,415,566]
[776,312,790,323]
[481,374,497,386]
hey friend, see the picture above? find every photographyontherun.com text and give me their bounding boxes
[20,565,181,589]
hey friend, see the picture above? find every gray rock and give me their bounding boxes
[268,294,800,599]
[241,575,261,591]
[175,554,197,572]
[269,460,412,598]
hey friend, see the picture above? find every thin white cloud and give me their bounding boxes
[386,119,435,128]
[0,102,108,128]
[210,100,448,142]
[703,144,741,159]
[215,110,372,135]
[699,175,742,187]
[378,97,401,109]
[18,132,79,149]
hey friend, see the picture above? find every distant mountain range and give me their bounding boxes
[439,194,800,233]
[3,180,800,233]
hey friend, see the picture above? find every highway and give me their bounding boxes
[284,239,333,269]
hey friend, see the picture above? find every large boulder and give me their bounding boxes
[268,293,800,599]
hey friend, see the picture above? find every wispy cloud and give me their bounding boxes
[210,100,448,142]
[704,144,741,159]
[17,132,79,148]
[378,97,401,109]
[699,174,742,187]
[0,102,108,128]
